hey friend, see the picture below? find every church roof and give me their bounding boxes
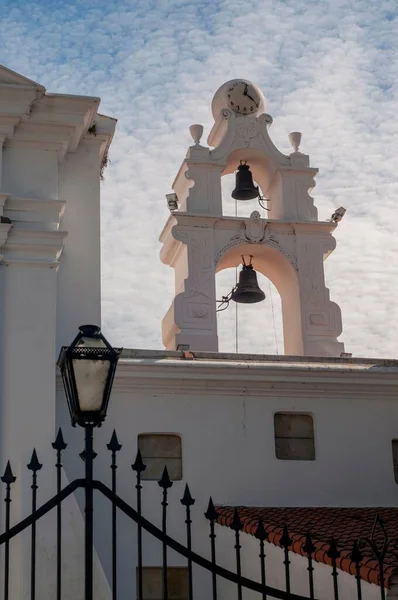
[0,64,44,88]
[120,348,398,369]
[216,506,398,587]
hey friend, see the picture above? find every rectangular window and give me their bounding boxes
[138,434,182,481]
[274,413,315,460]
[139,567,188,600]
[392,440,398,483]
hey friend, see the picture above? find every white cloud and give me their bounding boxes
[0,0,397,357]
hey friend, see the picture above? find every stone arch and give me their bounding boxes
[217,242,303,355]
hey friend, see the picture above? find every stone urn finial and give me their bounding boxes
[189,124,204,146]
[288,131,302,153]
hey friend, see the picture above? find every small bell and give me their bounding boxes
[231,259,265,304]
[232,162,259,201]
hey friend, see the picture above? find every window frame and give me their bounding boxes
[273,412,316,461]
[138,433,183,481]
[138,566,189,600]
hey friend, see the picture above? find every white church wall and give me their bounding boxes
[0,264,59,599]
[2,145,58,199]
[57,137,103,348]
[102,364,398,508]
[0,65,116,599]
[56,356,398,597]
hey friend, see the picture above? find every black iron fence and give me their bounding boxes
[0,428,396,600]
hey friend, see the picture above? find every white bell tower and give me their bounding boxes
[160,79,345,356]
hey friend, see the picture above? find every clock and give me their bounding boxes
[227,81,261,115]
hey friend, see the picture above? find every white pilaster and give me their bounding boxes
[162,218,218,350]
[56,134,108,348]
[0,242,62,598]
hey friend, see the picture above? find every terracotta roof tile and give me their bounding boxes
[215,507,398,588]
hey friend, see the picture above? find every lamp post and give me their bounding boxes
[57,325,121,600]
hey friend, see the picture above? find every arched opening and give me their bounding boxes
[216,268,283,354]
[220,148,278,219]
[221,173,269,220]
[216,242,302,355]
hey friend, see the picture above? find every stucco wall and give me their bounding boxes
[55,356,398,599]
[0,69,115,599]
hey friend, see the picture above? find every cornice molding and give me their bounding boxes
[2,229,67,267]
[0,86,41,118]
[165,213,336,232]
[160,214,337,266]
[0,116,20,137]
[55,356,398,397]
[0,222,12,248]
[3,195,65,231]
[0,81,113,162]
[30,94,99,152]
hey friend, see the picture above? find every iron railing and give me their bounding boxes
[0,428,396,600]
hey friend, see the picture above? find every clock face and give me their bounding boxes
[227,81,260,115]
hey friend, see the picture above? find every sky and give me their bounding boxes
[1,0,398,357]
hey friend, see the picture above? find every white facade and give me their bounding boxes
[0,64,114,599]
[56,352,398,599]
[0,65,396,600]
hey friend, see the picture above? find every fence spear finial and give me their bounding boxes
[107,430,122,453]
[254,519,268,542]
[132,449,146,473]
[52,428,67,451]
[1,461,16,484]
[303,533,315,555]
[280,524,292,548]
[231,508,243,532]
[180,483,195,507]
[27,449,42,472]
[205,497,218,521]
[158,466,173,489]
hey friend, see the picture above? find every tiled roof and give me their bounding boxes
[216,507,398,587]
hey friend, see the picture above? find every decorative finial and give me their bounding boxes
[189,124,203,146]
[288,131,302,153]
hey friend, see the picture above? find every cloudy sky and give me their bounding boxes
[1,0,397,357]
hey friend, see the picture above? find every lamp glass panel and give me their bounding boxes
[72,358,110,412]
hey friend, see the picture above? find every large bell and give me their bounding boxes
[232,163,259,201]
[231,264,265,304]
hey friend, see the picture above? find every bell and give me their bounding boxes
[231,264,265,304]
[232,163,259,201]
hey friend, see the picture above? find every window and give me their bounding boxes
[274,413,315,460]
[138,434,182,480]
[139,567,188,600]
[392,440,398,483]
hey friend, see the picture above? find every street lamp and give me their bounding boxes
[57,324,121,428]
[57,324,121,600]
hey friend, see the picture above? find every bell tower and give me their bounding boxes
[160,79,345,356]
